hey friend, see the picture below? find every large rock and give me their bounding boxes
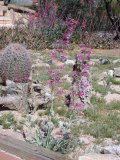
[78,153,120,160]
[0,80,52,113]
[101,145,120,156]
[114,67,120,77]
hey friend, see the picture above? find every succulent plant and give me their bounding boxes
[0,43,32,83]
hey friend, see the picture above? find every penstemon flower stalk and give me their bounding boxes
[48,17,78,116]
[65,44,92,110]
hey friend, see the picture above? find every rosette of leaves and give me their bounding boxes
[24,120,77,154]
[0,43,32,83]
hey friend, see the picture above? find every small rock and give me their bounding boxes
[51,128,62,140]
[99,58,111,65]
[114,67,120,77]
[79,135,95,145]
[62,75,72,83]
[104,93,120,103]
[114,77,120,81]
[6,80,15,87]
[99,72,108,80]
[65,60,75,65]
[53,60,64,67]
[113,59,120,64]
[101,145,120,156]
[96,92,102,98]
[78,153,120,160]
[98,81,106,86]
[110,85,120,92]
[58,120,65,128]
[45,92,52,100]
[107,70,114,77]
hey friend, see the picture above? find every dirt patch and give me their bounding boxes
[93,49,120,57]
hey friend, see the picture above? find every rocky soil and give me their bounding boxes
[0,50,120,160]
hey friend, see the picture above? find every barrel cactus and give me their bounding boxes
[0,43,32,83]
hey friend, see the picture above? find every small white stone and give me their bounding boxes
[107,70,114,77]
[65,60,75,65]
[58,120,64,128]
[98,81,104,86]
[79,135,95,145]
[62,74,72,83]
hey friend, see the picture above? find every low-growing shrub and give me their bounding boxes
[0,27,49,50]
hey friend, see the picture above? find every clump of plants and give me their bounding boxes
[0,27,48,50]
[0,112,16,129]
[24,118,77,154]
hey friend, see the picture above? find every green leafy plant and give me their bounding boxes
[0,112,16,129]
[107,77,120,85]
[24,119,77,154]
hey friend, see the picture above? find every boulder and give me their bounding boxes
[101,145,120,156]
[0,80,52,113]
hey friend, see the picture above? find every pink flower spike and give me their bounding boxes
[72,71,77,76]
[81,47,86,53]
[50,52,55,58]
[81,82,89,88]
[63,40,69,46]
[79,44,86,48]
[81,20,86,29]
[71,19,78,25]
[68,26,73,32]
[63,33,71,39]
[87,50,92,55]
[81,72,88,77]
[22,76,29,81]
[58,49,64,53]
[78,91,84,97]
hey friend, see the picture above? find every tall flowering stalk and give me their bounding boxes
[48,18,78,116]
[29,0,57,29]
[47,69,63,115]
[66,44,92,110]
